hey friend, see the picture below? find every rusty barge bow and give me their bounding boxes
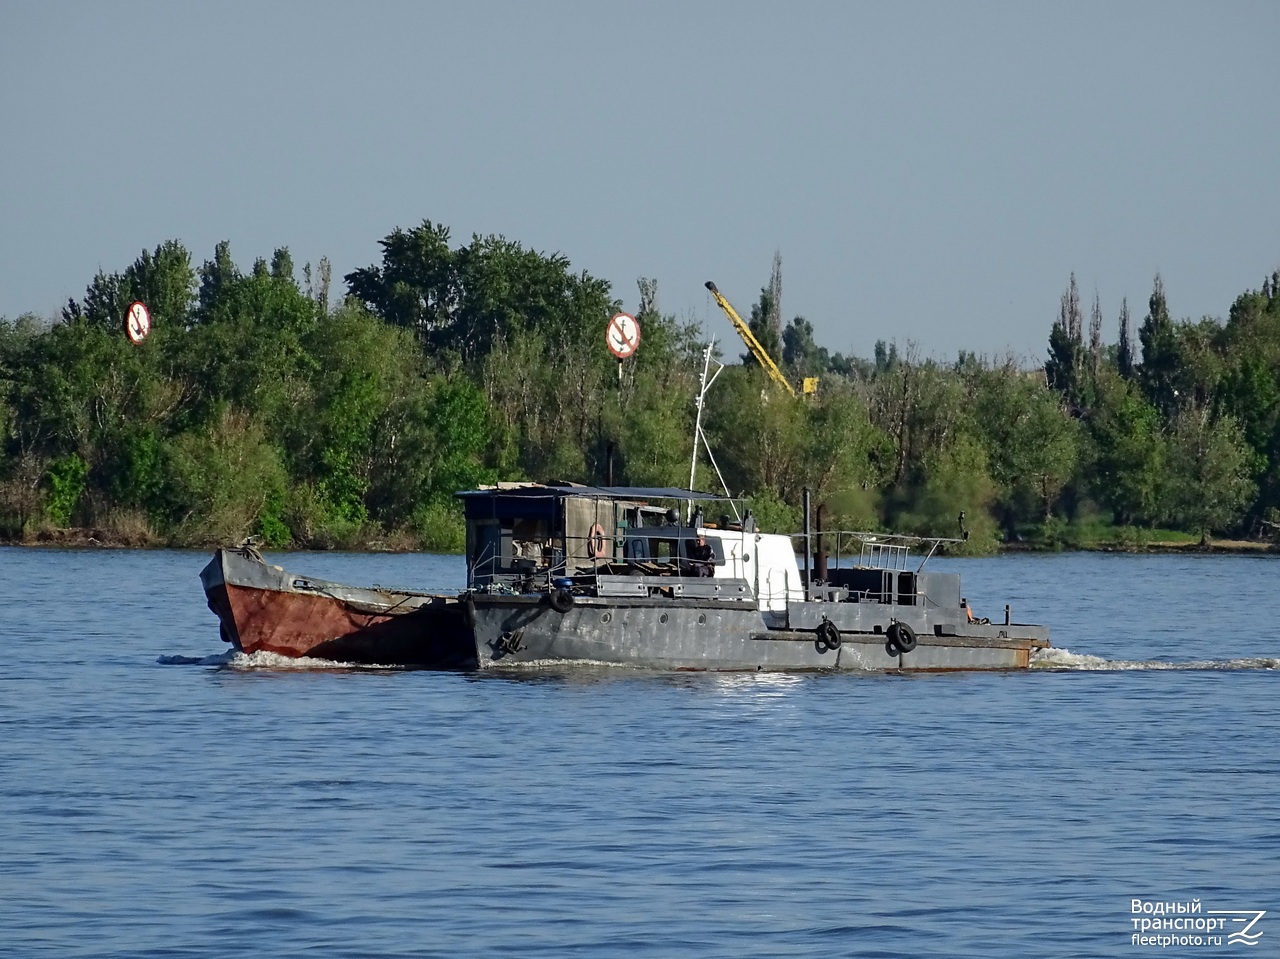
[200,546,474,667]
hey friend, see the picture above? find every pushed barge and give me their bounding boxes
[459,483,1049,671]
[200,545,471,667]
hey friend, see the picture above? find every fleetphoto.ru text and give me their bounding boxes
[1131,899,1265,949]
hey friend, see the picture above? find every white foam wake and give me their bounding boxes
[158,647,1278,673]
[157,650,400,670]
[1032,647,1279,671]
[156,651,239,666]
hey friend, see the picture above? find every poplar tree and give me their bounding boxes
[1088,289,1103,379]
[1045,273,1085,404]
[1117,298,1134,379]
[1138,273,1181,415]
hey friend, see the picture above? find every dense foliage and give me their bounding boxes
[1,221,1277,551]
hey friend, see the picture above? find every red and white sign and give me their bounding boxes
[125,301,151,344]
[606,312,641,359]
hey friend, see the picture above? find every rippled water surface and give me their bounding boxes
[1,548,1276,958]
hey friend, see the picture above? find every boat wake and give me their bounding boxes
[157,651,240,666]
[1032,647,1279,672]
[157,650,402,670]
[157,647,1278,673]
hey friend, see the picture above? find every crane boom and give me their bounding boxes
[704,281,797,398]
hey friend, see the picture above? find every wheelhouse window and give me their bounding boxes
[511,518,551,564]
[620,534,723,568]
[682,537,723,564]
[471,516,558,580]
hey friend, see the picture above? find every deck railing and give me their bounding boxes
[790,530,964,574]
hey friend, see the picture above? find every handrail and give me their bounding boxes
[468,547,723,592]
[787,529,965,547]
[788,528,964,573]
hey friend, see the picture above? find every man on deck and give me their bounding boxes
[688,535,715,577]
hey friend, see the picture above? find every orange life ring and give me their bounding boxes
[587,523,607,558]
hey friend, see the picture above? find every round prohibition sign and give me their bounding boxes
[125,301,151,344]
[606,312,641,359]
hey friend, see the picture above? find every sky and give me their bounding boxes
[2,1,1278,363]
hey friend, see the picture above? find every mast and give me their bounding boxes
[688,339,739,522]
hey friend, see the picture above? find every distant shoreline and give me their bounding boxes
[4,528,1275,556]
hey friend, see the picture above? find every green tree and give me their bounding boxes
[197,240,240,322]
[1216,274,1280,520]
[347,220,618,370]
[1138,273,1182,416]
[893,433,998,548]
[743,287,783,368]
[872,340,898,378]
[1084,371,1165,525]
[803,383,889,505]
[705,366,810,500]
[44,453,88,527]
[63,240,195,332]
[1045,273,1086,406]
[345,219,457,337]
[164,408,289,545]
[782,316,829,379]
[1164,407,1255,539]
[610,290,703,488]
[1117,298,1135,379]
[972,365,1079,527]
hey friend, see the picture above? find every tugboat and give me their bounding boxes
[457,482,1049,671]
[456,327,1048,673]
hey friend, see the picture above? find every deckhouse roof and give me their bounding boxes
[455,483,734,502]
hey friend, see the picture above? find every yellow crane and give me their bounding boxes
[705,281,817,397]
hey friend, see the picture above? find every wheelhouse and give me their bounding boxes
[456,483,747,591]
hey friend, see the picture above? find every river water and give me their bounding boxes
[1,547,1276,958]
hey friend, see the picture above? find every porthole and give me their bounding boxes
[659,613,669,624]
[697,614,707,625]
[601,612,612,624]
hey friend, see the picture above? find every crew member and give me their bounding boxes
[688,535,715,577]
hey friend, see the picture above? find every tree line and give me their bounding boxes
[1,218,1276,551]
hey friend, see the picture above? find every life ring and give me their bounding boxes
[888,621,917,653]
[587,523,607,558]
[549,588,575,614]
[816,620,841,652]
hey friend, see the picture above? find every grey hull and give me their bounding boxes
[469,595,1047,672]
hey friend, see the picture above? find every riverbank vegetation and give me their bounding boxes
[2,220,1278,553]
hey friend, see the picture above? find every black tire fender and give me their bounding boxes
[816,620,841,652]
[888,621,917,653]
[549,588,575,614]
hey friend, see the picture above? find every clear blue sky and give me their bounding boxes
[3,1,1277,362]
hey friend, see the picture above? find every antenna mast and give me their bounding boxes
[688,340,740,522]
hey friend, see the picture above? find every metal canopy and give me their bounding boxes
[455,483,734,502]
